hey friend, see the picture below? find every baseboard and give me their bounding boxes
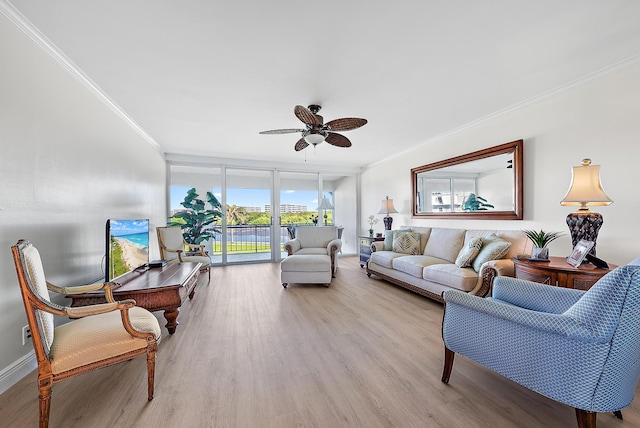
[0,351,36,395]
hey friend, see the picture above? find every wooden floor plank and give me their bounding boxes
[1,256,638,427]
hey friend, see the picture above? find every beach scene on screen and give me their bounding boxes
[109,219,149,279]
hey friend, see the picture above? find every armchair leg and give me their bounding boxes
[614,410,623,419]
[38,380,52,428]
[441,347,455,384]
[147,349,156,401]
[575,409,596,428]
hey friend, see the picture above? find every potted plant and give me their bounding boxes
[367,215,379,236]
[168,187,223,247]
[523,229,564,260]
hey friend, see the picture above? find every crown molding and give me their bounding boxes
[0,0,161,152]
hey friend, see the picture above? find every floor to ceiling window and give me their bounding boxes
[168,160,358,265]
[225,168,273,263]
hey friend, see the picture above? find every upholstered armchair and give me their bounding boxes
[157,226,211,281]
[11,240,161,428]
[441,263,640,428]
[284,226,342,275]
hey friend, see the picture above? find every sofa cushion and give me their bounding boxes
[465,230,531,260]
[455,237,483,267]
[423,228,466,262]
[369,251,406,268]
[423,264,479,292]
[392,255,450,278]
[408,227,432,254]
[471,233,512,272]
[392,231,421,255]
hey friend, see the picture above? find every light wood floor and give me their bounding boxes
[1,256,638,427]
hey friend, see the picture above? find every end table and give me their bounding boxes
[512,256,617,290]
[359,235,385,268]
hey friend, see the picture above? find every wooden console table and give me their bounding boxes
[69,262,202,334]
[512,256,616,290]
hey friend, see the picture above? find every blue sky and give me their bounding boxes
[109,219,149,236]
[171,186,324,212]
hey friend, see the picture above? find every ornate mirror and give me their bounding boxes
[411,140,523,220]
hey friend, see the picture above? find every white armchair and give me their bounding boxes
[284,226,342,275]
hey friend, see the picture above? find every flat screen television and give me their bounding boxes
[105,219,150,281]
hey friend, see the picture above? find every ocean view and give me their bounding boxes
[116,232,149,248]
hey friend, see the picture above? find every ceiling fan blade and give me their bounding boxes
[325,117,368,131]
[294,105,320,126]
[294,138,309,151]
[325,132,352,148]
[259,128,305,135]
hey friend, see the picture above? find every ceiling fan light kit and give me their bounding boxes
[260,104,367,152]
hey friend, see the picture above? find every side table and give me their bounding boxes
[360,235,385,268]
[512,256,617,290]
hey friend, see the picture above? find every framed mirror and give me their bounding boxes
[411,140,523,220]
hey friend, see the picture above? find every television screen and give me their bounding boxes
[106,219,150,281]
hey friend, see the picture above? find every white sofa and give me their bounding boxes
[283,226,342,275]
[366,226,532,303]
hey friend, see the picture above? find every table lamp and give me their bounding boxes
[316,197,334,226]
[377,196,398,230]
[560,159,612,256]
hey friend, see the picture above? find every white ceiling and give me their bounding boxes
[6,0,640,170]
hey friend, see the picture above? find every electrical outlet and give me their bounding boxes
[22,325,31,346]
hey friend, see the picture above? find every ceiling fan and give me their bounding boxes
[259,105,367,151]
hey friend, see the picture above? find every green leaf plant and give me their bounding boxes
[522,229,564,248]
[168,188,223,245]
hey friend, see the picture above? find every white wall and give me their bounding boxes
[0,15,166,391]
[361,60,640,265]
[334,175,358,254]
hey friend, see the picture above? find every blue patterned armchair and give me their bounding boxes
[441,262,640,428]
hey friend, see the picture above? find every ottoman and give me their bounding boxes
[281,254,332,288]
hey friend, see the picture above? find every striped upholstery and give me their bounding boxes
[443,264,640,413]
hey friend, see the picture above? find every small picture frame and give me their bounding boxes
[567,240,594,268]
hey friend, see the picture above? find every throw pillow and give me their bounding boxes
[472,234,512,272]
[455,237,483,268]
[383,229,394,251]
[392,231,421,255]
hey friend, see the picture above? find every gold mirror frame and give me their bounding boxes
[411,140,523,220]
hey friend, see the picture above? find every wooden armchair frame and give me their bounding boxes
[12,240,159,428]
[157,226,211,281]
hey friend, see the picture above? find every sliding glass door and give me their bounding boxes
[225,168,273,263]
[169,161,358,265]
[279,171,321,256]
[169,165,222,263]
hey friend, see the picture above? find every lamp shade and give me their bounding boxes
[560,159,612,210]
[316,197,334,210]
[377,196,398,215]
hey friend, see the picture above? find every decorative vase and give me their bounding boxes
[533,247,549,260]
[369,229,374,237]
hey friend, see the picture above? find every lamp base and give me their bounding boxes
[566,211,603,256]
[383,216,393,230]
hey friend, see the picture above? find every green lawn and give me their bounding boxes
[211,242,283,254]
